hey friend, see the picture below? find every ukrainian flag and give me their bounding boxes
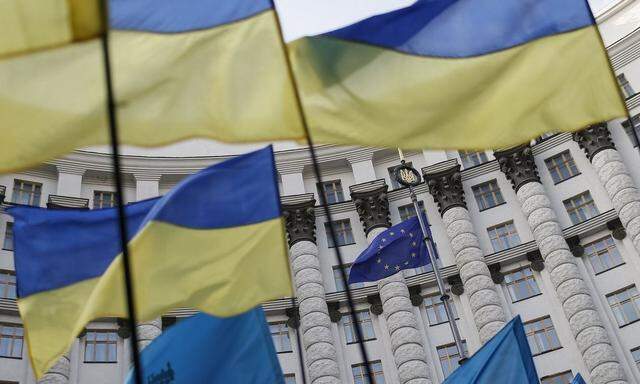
[0,0,303,173]
[8,146,291,379]
[290,0,627,150]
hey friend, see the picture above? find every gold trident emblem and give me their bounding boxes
[399,168,418,184]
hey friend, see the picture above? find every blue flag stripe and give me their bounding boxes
[110,0,273,33]
[323,0,594,58]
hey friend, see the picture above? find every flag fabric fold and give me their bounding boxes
[0,0,304,173]
[9,146,291,378]
[572,373,587,384]
[125,308,285,384]
[348,216,433,284]
[442,316,539,383]
[289,0,626,150]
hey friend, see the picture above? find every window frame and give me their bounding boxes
[437,341,468,378]
[269,322,293,354]
[471,179,505,211]
[333,264,363,291]
[2,223,13,251]
[540,370,574,384]
[93,190,117,209]
[458,150,489,169]
[487,221,521,252]
[503,266,542,303]
[0,323,23,359]
[318,180,345,205]
[607,285,640,328]
[397,201,425,222]
[585,236,624,275]
[563,191,599,225]
[424,294,458,326]
[343,310,376,344]
[83,330,118,363]
[351,360,385,384]
[524,316,562,356]
[11,179,42,207]
[544,150,580,185]
[324,219,356,248]
[618,73,636,99]
[0,270,16,300]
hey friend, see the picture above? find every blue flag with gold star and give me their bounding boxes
[348,215,433,284]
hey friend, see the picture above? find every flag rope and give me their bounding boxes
[98,1,144,383]
[269,2,375,382]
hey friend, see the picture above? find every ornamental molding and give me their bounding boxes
[423,165,466,216]
[573,123,616,161]
[494,145,541,193]
[349,180,391,235]
[488,264,504,284]
[282,194,317,246]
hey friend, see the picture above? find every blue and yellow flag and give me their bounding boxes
[0,0,303,173]
[9,146,291,378]
[290,0,626,150]
[572,374,586,384]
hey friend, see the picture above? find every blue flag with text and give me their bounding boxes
[125,307,284,384]
[348,215,433,284]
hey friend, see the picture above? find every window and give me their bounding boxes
[284,374,296,384]
[318,180,344,204]
[437,341,468,378]
[0,324,23,358]
[424,294,458,325]
[325,219,355,248]
[607,285,640,327]
[618,73,636,99]
[343,310,375,343]
[524,316,561,355]
[397,201,425,222]
[388,162,413,190]
[93,191,116,209]
[487,221,520,252]
[0,271,16,299]
[2,223,13,251]
[545,151,580,184]
[352,361,385,384]
[504,267,541,302]
[459,150,488,169]
[625,119,640,147]
[12,180,41,206]
[472,180,505,211]
[333,264,363,290]
[564,192,599,225]
[269,322,292,353]
[541,371,574,384]
[632,347,640,371]
[585,236,624,274]
[84,331,117,362]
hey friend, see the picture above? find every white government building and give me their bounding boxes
[2,2,640,384]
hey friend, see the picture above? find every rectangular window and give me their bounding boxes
[397,201,425,222]
[284,374,296,384]
[618,73,636,99]
[585,236,624,274]
[352,361,385,384]
[343,310,375,343]
[487,221,521,252]
[2,223,13,251]
[524,316,561,355]
[333,264,363,291]
[0,271,16,300]
[318,180,344,205]
[424,294,458,325]
[504,267,541,302]
[84,331,117,363]
[459,150,489,169]
[564,192,599,225]
[625,120,640,147]
[0,324,23,358]
[269,322,292,353]
[388,162,413,190]
[541,371,574,384]
[437,341,468,378]
[632,347,640,371]
[93,191,116,209]
[607,285,640,327]
[325,219,355,248]
[545,151,580,184]
[12,180,41,206]
[472,180,505,211]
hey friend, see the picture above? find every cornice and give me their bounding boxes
[597,0,636,23]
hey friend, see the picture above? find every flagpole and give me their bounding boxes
[99,2,144,384]
[396,149,467,361]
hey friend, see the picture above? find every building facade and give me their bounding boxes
[2,1,640,383]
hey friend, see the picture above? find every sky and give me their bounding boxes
[274,0,621,41]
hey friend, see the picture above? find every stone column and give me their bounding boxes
[56,165,85,197]
[282,194,341,384]
[37,354,70,384]
[495,145,627,384]
[423,166,507,343]
[573,123,640,253]
[351,182,432,384]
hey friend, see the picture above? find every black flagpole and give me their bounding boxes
[98,2,144,384]
[268,2,375,382]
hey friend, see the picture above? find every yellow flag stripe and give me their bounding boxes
[18,217,291,378]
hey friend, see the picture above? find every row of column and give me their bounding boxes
[281,124,640,384]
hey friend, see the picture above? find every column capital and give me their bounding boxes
[527,250,545,271]
[367,294,383,315]
[282,194,317,247]
[573,123,616,161]
[285,307,300,329]
[494,145,540,192]
[448,274,464,296]
[424,165,466,216]
[350,180,390,235]
[56,163,86,176]
[488,264,504,284]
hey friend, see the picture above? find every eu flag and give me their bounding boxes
[348,215,433,284]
